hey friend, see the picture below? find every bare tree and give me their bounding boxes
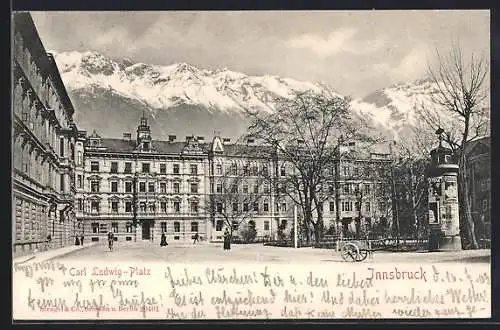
[331,154,388,239]
[418,43,489,249]
[393,132,430,242]
[206,155,269,242]
[246,91,375,243]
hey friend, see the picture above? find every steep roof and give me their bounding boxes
[87,138,211,155]
[85,135,392,161]
[464,136,490,156]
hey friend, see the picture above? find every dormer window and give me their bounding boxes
[143,142,150,151]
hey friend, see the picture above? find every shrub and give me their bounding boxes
[240,221,257,243]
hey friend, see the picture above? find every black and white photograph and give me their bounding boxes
[12,10,491,320]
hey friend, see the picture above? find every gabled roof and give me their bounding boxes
[464,136,490,157]
[86,138,211,155]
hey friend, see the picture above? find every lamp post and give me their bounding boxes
[334,135,344,251]
[355,182,364,239]
[294,204,298,248]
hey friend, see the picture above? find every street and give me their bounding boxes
[54,241,491,264]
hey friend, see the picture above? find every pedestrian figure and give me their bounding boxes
[45,234,52,251]
[80,235,84,246]
[107,231,114,251]
[223,228,231,250]
[193,232,199,244]
[160,233,168,247]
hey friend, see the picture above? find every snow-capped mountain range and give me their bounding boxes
[51,50,468,141]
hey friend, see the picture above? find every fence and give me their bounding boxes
[229,233,488,251]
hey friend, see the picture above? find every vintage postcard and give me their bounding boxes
[12,10,491,320]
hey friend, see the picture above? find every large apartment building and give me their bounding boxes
[76,114,395,243]
[12,13,80,255]
[75,116,210,243]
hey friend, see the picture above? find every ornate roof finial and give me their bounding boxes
[436,128,444,148]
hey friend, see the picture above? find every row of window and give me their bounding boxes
[89,219,291,235]
[338,164,388,178]
[86,161,390,181]
[87,180,199,194]
[333,183,372,195]
[82,200,195,214]
[214,220,274,232]
[90,161,199,175]
[90,221,200,234]
[80,199,375,215]
[211,182,270,194]
[88,161,292,178]
[212,163,275,176]
[213,201,373,213]
[13,142,72,193]
[13,54,75,162]
[81,177,375,197]
[213,202,289,213]
[340,201,372,212]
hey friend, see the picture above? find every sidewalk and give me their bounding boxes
[131,239,212,247]
[12,242,98,264]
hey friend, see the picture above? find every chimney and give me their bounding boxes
[168,135,177,142]
[197,136,205,142]
[123,132,132,140]
[222,138,231,145]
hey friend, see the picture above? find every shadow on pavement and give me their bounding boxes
[442,256,491,263]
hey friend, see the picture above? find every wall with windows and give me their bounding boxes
[12,13,80,255]
[207,148,294,242]
[465,139,490,247]
[76,133,210,243]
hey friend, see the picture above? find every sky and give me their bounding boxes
[30,10,489,98]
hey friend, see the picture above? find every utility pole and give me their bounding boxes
[334,136,343,251]
[294,204,298,248]
[389,141,400,251]
[132,172,138,242]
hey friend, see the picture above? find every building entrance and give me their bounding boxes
[142,220,153,240]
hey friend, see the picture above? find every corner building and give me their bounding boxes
[12,13,80,254]
[78,115,393,243]
[76,116,210,243]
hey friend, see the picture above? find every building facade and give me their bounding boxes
[11,13,394,249]
[464,137,490,247]
[12,12,80,255]
[75,116,210,243]
[207,138,291,241]
[76,116,393,243]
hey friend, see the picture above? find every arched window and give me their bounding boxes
[280,164,286,177]
[216,163,223,175]
[230,162,237,175]
[77,151,82,166]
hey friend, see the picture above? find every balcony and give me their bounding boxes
[60,193,74,202]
